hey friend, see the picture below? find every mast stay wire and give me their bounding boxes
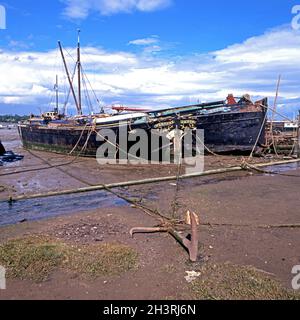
[80,46,106,113]
[81,65,94,114]
[42,48,61,113]
[81,66,105,114]
[63,62,78,115]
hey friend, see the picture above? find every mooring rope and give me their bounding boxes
[248,105,269,160]
[0,128,93,178]
[68,123,89,155]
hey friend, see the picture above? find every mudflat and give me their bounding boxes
[0,128,299,300]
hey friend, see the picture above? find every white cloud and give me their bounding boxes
[1,26,300,118]
[214,27,300,65]
[136,0,171,12]
[62,0,172,18]
[129,36,159,46]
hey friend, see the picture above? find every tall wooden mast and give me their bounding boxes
[77,29,82,115]
[58,41,79,113]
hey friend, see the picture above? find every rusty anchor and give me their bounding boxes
[130,211,200,262]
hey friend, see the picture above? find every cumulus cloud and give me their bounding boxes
[62,0,172,18]
[1,26,300,118]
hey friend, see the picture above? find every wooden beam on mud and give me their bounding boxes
[5,158,300,203]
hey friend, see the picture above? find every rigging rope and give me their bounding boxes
[81,67,104,113]
[269,76,281,157]
[68,123,89,155]
[81,68,94,114]
[63,63,78,114]
[93,128,146,162]
[248,105,269,160]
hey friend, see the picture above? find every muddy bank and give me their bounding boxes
[0,128,300,300]
[0,166,299,299]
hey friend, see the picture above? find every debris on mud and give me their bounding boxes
[49,218,127,244]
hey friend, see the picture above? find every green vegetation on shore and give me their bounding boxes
[0,115,29,123]
[190,263,300,300]
[0,236,138,282]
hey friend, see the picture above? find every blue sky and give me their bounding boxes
[1,0,298,52]
[0,0,300,117]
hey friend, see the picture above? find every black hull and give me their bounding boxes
[18,122,153,157]
[197,111,266,153]
[18,110,266,156]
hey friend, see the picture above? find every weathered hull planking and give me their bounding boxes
[18,109,266,156]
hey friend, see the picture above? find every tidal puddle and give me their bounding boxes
[182,161,300,188]
[263,162,300,175]
[0,190,127,227]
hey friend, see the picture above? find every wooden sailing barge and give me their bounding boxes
[18,32,268,157]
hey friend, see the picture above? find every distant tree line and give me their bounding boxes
[0,115,29,123]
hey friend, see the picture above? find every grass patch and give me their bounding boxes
[0,236,138,282]
[190,263,300,300]
[65,243,138,278]
[0,236,64,282]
